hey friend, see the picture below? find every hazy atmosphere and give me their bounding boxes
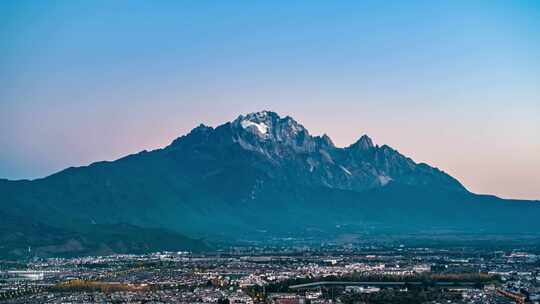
[1,0,539,200]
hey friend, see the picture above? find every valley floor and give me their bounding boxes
[1,243,539,303]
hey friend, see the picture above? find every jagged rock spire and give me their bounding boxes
[350,134,374,150]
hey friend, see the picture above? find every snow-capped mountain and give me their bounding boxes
[169,110,464,192]
[1,110,539,258]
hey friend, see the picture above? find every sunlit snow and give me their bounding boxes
[340,165,352,176]
[241,120,268,135]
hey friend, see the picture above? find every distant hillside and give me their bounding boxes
[0,210,209,259]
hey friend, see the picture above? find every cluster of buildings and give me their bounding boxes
[0,246,539,303]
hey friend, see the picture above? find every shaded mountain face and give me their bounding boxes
[1,111,539,258]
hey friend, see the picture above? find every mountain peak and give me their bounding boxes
[228,111,318,156]
[232,111,307,139]
[234,110,278,124]
[235,111,273,136]
[192,123,213,133]
[350,134,374,150]
[319,133,335,148]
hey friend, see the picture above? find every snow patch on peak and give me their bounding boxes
[240,119,268,135]
[340,165,352,176]
[378,174,392,186]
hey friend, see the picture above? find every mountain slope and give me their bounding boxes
[1,111,538,257]
[0,210,210,259]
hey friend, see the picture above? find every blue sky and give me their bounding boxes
[1,1,539,199]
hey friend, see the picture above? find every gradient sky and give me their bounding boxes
[1,1,539,199]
